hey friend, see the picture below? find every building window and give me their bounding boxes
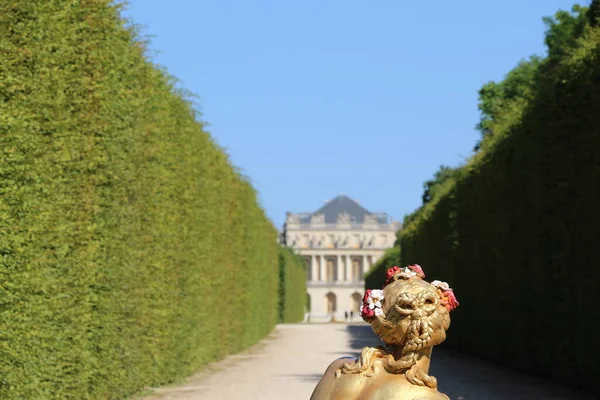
[326,259,335,282]
[328,234,335,248]
[353,234,360,249]
[380,234,387,246]
[352,259,362,281]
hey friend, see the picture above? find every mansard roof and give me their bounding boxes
[298,194,389,224]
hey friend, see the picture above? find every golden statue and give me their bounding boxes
[310,265,459,400]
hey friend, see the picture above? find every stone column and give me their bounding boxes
[362,254,369,280]
[311,255,318,282]
[344,255,350,281]
[319,255,326,281]
[336,254,343,282]
[346,255,352,281]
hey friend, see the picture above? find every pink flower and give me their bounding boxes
[362,289,372,303]
[361,305,375,318]
[444,290,459,311]
[386,266,400,281]
[385,266,402,284]
[408,264,425,278]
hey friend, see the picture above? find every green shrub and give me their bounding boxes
[278,247,308,323]
[0,1,283,398]
[400,26,600,396]
[364,246,401,289]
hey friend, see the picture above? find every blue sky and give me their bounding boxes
[125,0,581,229]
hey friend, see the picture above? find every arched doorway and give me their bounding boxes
[325,292,337,315]
[350,292,362,313]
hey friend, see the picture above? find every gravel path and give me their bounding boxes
[136,323,595,400]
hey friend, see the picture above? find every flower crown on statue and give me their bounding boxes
[360,264,459,321]
[430,280,459,312]
[385,264,425,284]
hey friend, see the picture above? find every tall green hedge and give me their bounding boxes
[364,246,401,289]
[400,26,600,395]
[0,1,285,398]
[278,247,308,323]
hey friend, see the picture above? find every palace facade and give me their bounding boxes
[281,194,401,322]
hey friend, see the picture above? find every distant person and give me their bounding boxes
[350,310,354,321]
[344,311,348,322]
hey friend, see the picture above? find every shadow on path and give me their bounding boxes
[345,323,384,358]
[345,324,595,400]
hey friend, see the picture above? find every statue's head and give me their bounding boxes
[340,265,459,388]
[361,265,458,351]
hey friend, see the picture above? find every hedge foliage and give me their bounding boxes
[399,24,600,396]
[364,246,401,290]
[278,247,308,323]
[0,1,304,398]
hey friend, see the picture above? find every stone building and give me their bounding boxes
[281,194,401,322]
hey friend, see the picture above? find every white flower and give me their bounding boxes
[398,267,417,279]
[367,298,381,309]
[431,280,450,291]
[359,305,364,313]
[370,289,384,301]
[362,289,385,314]
[367,289,384,308]
[374,308,385,317]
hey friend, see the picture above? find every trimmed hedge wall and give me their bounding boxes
[278,247,308,323]
[364,246,401,290]
[0,1,301,398]
[399,27,600,395]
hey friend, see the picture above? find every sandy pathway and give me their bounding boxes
[137,324,354,400]
[137,323,595,400]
